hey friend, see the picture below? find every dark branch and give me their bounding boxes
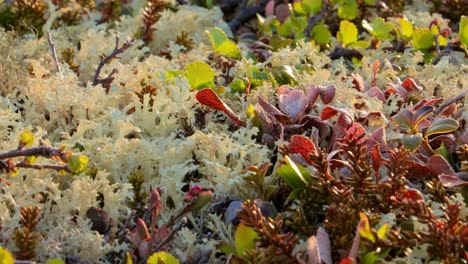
[0,146,66,160]
[16,162,72,173]
[92,37,135,92]
[228,0,269,32]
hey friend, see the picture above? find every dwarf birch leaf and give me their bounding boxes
[398,18,413,41]
[68,154,89,174]
[363,18,394,40]
[235,223,258,255]
[459,16,468,47]
[311,23,332,44]
[185,61,215,90]
[147,252,179,264]
[206,27,227,48]
[412,28,433,50]
[337,0,358,20]
[302,0,322,14]
[0,247,14,264]
[217,41,241,59]
[19,130,34,147]
[229,79,246,93]
[337,20,358,46]
[376,223,389,239]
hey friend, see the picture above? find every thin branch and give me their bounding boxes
[153,218,186,252]
[0,146,66,160]
[47,32,63,80]
[92,37,135,92]
[16,162,72,173]
[228,0,269,32]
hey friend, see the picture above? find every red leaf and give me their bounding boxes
[319,85,336,104]
[371,145,386,180]
[196,88,228,112]
[438,174,468,188]
[196,88,245,126]
[306,85,320,106]
[427,154,456,176]
[290,135,316,164]
[265,0,275,17]
[401,77,422,92]
[401,187,425,201]
[367,86,386,103]
[275,3,291,23]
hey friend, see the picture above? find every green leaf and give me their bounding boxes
[206,27,241,58]
[68,154,89,174]
[0,246,14,264]
[337,0,359,20]
[229,79,246,93]
[412,28,434,50]
[402,133,423,152]
[302,0,322,15]
[271,65,298,85]
[216,41,241,59]
[19,130,34,147]
[361,251,379,264]
[376,223,389,239]
[362,17,394,40]
[46,259,65,264]
[184,61,215,90]
[235,223,258,256]
[398,18,413,41]
[424,118,459,138]
[147,252,179,264]
[460,16,468,47]
[311,23,332,44]
[277,155,312,189]
[337,20,358,46]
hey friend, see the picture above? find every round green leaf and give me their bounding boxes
[363,18,394,40]
[412,28,434,50]
[217,41,241,59]
[460,16,468,47]
[147,252,179,264]
[337,20,358,46]
[424,118,459,138]
[235,223,258,256]
[184,61,215,90]
[337,0,359,20]
[311,23,332,44]
[206,27,241,58]
[302,0,322,15]
[402,133,423,152]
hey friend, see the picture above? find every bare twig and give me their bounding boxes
[153,218,187,252]
[228,0,269,32]
[16,162,72,173]
[47,32,63,80]
[0,146,67,161]
[92,37,135,93]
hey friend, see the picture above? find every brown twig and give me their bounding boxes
[92,37,135,93]
[16,162,72,173]
[0,146,67,160]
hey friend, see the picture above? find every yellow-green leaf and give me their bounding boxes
[0,246,14,264]
[337,20,358,46]
[376,223,389,239]
[235,223,258,256]
[398,18,413,41]
[68,154,89,174]
[19,130,34,147]
[206,27,241,58]
[412,28,434,50]
[147,252,179,264]
[362,17,394,40]
[46,258,65,264]
[459,16,468,47]
[184,61,215,90]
